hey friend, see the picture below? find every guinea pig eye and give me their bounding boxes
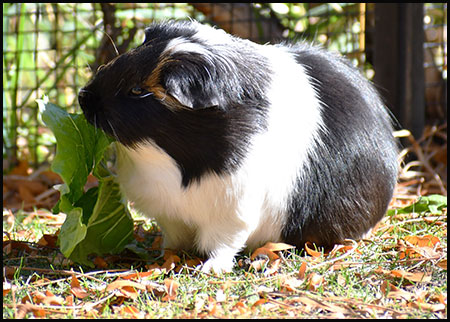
[130,87,144,96]
[129,87,153,98]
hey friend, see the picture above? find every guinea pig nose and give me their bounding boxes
[78,88,95,110]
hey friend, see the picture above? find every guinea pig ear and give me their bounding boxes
[160,53,221,109]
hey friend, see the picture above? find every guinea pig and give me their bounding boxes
[78,20,398,273]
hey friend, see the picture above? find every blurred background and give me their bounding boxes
[3,3,447,208]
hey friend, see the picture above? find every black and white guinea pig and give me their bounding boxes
[79,20,398,273]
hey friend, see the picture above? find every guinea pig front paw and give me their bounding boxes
[200,256,235,274]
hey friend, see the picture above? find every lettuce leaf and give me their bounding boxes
[38,99,134,266]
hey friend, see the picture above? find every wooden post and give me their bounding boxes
[373,3,425,139]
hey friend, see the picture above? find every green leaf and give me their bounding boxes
[68,178,134,266]
[37,98,134,266]
[388,194,447,216]
[38,99,113,207]
[58,207,88,258]
[424,194,447,214]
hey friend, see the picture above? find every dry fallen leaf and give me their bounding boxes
[207,298,223,316]
[9,160,30,176]
[65,295,74,306]
[18,185,36,204]
[106,279,146,292]
[375,268,432,283]
[381,280,414,301]
[329,242,361,256]
[161,253,181,271]
[399,246,436,259]
[120,305,142,318]
[306,272,324,291]
[398,235,442,259]
[298,261,307,280]
[251,247,279,261]
[436,259,447,270]
[232,301,247,314]
[409,302,446,312]
[250,242,290,275]
[16,303,47,319]
[121,270,160,280]
[390,270,432,283]
[28,291,47,304]
[404,235,440,248]
[163,278,179,301]
[41,290,64,306]
[70,275,89,299]
[280,276,303,292]
[106,279,146,301]
[304,242,323,258]
[3,240,33,254]
[252,298,269,307]
[4,266,17,280]
[260,242,295,252]
[37,234,58,247]
[337,274,346,287]
[93,256,109,269]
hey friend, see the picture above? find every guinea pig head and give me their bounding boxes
[79,35,223,143]
[78,22,269,185]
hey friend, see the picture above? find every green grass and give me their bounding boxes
[3,197,447,319]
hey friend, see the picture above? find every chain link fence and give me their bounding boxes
[3,3,447,171]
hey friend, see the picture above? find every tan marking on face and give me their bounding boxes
[144,55,188,111]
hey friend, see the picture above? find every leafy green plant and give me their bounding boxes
[37,98,134,266]
[388,194,447,216]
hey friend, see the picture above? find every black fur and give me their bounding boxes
[282,46,398,248]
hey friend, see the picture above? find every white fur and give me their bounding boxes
[164,37,211,57]
[116,26,324,273]
[240,44,324,249]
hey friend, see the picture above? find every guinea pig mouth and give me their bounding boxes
[78,88,99,125]
[78,88,123,143]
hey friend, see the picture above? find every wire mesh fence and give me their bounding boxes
[2,3,447,171]
[423,3,447,121]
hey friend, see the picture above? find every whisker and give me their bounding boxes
[100,29,120,57]
[140,92,154,98]
[85,62,93,73]
[106,119,121,142]
[93,113,97,129]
